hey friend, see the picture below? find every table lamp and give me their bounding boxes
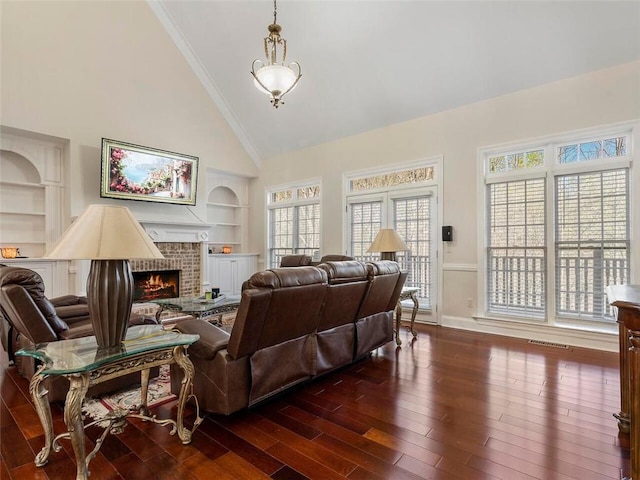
[366,229,408,262]
[44,205,164,349]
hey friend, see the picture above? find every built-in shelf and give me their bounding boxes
[207,202,247,209]
[0,240,45,244]
[0,180,43,189]
[0,211,46,216]
[1,131,66,260]
[207,185,245,252]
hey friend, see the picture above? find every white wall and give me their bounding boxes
[249,61,640,350]
[0,0,258,224]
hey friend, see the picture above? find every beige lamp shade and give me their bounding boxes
[44,204,163,349]
[45,204,163,260]
[366,229,408,254]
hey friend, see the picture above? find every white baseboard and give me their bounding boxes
[440,315,618,352]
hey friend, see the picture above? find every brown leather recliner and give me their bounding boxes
[0,265,156,401]
[319,254,354,263]
[279,254,312,267]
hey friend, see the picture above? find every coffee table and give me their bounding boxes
[151,295,241,325]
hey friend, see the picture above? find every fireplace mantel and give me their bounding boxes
[140,221,211,243]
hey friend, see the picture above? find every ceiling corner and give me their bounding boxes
[146,0,262,169]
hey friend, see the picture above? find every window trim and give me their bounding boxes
[478,122,635,330]
[343,156,443,324]
[265,177,322,267]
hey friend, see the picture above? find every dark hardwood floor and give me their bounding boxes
[1,324,629,479]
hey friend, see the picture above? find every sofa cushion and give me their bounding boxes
[55,304,90,322]
[358,261,401,319]
[248,266,327,289]
[317,260,367,284]
[251,267,327,349]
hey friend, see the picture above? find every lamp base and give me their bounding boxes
[87,259,133,348]
[380,252,397,262]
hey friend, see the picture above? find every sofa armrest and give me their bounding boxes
[50,295,88,307]
[173,319,230,360]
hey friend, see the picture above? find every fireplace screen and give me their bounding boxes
[133,269,180,302]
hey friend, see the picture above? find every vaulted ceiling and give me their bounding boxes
[151,1,640,165]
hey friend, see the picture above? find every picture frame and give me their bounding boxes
[100,138,198,206]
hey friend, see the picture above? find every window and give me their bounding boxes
[349,201,381,262]
[394,195,433,305]
[346,162,439,311]
[555,169,629,320]
[487,178,546,317]
[483,128,632,325]
[267,181,320,268]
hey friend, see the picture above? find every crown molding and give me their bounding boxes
[146,0,262,168]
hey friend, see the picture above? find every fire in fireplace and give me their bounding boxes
[133,270,180,302]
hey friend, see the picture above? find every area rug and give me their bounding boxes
[82,313,237,422]
[82,365,174,421]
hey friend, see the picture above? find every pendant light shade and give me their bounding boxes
[251,0,302,108]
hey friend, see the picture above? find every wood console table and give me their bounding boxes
[16,325,202,480]
[607,284,640,480]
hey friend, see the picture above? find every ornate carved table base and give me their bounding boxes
[617,319,631,434]
[395,287,419,346]
[28,344,201,480]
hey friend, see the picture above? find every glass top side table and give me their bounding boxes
[16,325,201,480]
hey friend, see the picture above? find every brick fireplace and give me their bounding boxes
[130,221,213,298]
[130,242,201,298]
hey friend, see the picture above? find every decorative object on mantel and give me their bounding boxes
[44,205,164,349]
[222,245,232,254]
[251,0,302,108]
[1,247,19,259]
[367,229,408,262]
[100,138,199,206]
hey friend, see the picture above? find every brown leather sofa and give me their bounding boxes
[0,265,156,401]
[170,260,406,415]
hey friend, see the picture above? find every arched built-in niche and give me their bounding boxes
[207,186,241,252]
[1,150,42,183]
[0,131,64,258]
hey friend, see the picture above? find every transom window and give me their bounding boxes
[350,167,434,192]
[488,149,544,174]
[267,181,320,268]
[558,135,627,164]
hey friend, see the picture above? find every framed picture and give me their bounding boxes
[100,138,198,206]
